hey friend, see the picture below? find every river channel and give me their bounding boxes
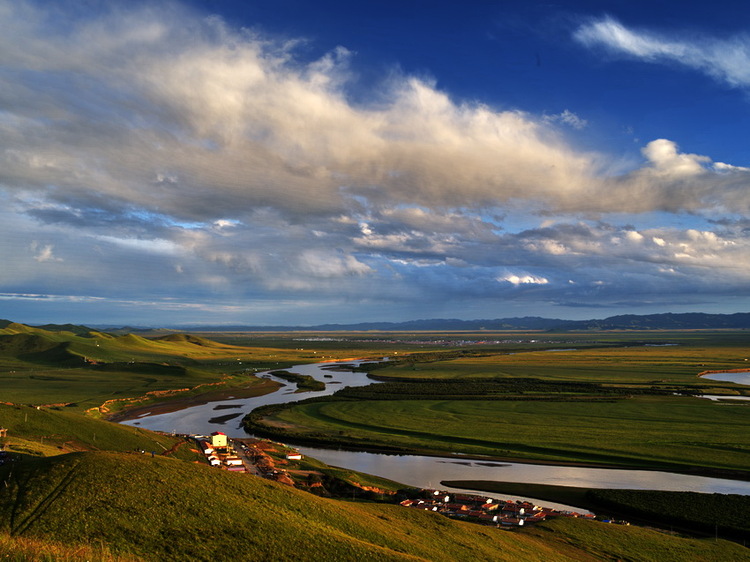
[121,361,750,504]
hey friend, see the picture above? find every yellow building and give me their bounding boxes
[211,431,227,448]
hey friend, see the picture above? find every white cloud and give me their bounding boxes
[544,109,588,130]
[498,274,549,286]
[641,139,709,177]
[31,242,62,263]
[296,250,372,279]
[2,3,750,322]
[574,16,750,90]
[91,235,181,255]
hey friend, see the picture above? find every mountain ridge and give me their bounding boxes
[90,312,750,332]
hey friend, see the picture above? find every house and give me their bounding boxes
[197,440,214,455]
[211,431,227,448]
[224,456,244,467]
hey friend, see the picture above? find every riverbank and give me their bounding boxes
[698,368,750,377]
[107,377,281,423]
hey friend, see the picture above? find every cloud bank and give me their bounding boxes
[1,1,750,323]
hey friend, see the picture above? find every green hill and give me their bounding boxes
[0,333,62,355]
[0,451,744,562]
[0,322,283,409]
[33,323,96,336]
[0,403,200,461]
[154,333,222,347]
[0,322,251,367]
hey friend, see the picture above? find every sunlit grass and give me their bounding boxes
[1,451,745,561]
[268,394,750,470]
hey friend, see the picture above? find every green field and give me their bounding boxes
[367,336,750,388]
[0,451,746,561]
[247,336,750,473]
[252,394,750,471]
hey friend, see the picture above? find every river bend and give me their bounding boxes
[121,361,750,499]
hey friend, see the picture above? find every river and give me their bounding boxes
[120,361,750,504]
[702,370,750,387]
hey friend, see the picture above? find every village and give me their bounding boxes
[194,431,301,486]
[192,431,603,529]
[398,490,597,528]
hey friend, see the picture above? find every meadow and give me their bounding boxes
[0,403,203,462]
[365,333,750,388]
[246,332,750,474]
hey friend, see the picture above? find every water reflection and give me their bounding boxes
[296,447,750,496]
[702,371,750,386]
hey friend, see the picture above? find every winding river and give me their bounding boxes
[121,362,750,505]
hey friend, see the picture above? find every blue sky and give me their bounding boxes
[2,0,750,326]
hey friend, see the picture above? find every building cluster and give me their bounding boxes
[193,433,298,486]
[195,432,245,472]
[400,490,594,527]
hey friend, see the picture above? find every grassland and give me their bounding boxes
[249,394,750,471]
[0,403,203,463]
[268,369,327,391]
[1,451,746,561]
[366,333,750,388]
[246,333,750,474]
[0,533,135,562]
[0,323,318,411]
[1,325,750,559]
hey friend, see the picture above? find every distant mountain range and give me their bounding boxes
[65,312,750,333]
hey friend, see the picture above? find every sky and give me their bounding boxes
[3,0,750,326]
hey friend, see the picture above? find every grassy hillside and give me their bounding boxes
[0,532,133,561]
[0,403,202,462]
[0,451,745,561]
[0,323,312,410]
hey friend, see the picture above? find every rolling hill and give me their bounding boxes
[0,322,285,410]
[0,451,745,561]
